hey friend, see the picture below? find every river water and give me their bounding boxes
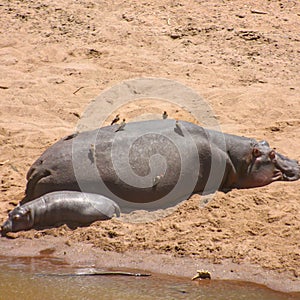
[0,256,298,300]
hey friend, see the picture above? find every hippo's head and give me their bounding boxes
[235,141,300,189]
[1,206,34,236]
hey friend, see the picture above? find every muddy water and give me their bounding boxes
[0,256,298,300]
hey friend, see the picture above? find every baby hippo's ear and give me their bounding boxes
[24,208,31,216]
[20,208,31,218]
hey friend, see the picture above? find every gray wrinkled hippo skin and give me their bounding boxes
[1,191,120,236]
[21,120,299,210]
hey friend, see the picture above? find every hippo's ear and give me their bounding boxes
[24,209,31,216]
[252,147,262,157]
[269,150,276,160]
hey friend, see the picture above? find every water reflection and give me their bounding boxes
[0,257,298,300]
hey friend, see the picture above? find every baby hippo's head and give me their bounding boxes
[1,206,34,236]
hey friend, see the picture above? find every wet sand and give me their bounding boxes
[0,236,299,296]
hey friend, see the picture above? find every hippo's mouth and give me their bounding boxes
[274,152,300,181]
[0,220,11,237]
[271,168,284,181]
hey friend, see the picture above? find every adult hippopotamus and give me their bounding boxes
[1,191,120,235]
[21,120,299,212]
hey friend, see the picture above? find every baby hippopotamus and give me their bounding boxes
[1,191,120,236]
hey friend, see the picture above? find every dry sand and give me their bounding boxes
[0,0,299,293]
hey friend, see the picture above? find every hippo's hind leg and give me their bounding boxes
[22,167,52,204]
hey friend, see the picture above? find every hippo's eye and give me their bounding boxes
[12,214,21,220]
